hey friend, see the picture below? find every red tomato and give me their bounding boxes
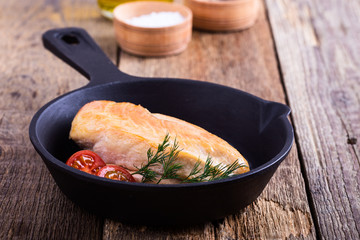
[97,165,136,182]
[66,150,106,175]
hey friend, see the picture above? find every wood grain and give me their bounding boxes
[105,1,316,239]
[0,0,115,239]
[0,0,319,239]
[265,0,360,239]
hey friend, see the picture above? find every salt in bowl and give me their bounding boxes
[113,2,192,57]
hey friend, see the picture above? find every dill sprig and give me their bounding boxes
[133,134,246,184]
[133,134,183,183]
[156,137,183,183]
[132,134,170,182]
[182,156,246,183]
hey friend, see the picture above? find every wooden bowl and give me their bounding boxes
[113,2,192,57]
[183,0,259,31]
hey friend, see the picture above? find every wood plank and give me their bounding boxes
[265,0,360,239]
[0,111,104,239]
[0,0,319,238]
[0,0,116,238]
[104,1,316,239]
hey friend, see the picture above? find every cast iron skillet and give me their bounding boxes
[29,27,293,225]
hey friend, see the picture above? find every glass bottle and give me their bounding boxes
[98,0,174,19]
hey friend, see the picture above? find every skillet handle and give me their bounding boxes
[42,27,133,86]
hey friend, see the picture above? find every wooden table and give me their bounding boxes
[1,0,359,239]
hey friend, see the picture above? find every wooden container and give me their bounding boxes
[113,2,192,57]
[183,0,259,31]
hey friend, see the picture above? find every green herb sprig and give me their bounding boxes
[133,134,182,183]
[182,156,246,183]
[132,134,246,184]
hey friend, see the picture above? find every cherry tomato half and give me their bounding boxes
[97,165,136,182]
[66,150,106,175]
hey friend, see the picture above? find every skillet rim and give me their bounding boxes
[29,77,294,189]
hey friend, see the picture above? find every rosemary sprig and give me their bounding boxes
[133,134,246,184]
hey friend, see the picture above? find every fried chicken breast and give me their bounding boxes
[69,100,249,183]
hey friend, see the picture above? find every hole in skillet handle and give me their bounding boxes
[42,27,133,86]
[61,34,80,45]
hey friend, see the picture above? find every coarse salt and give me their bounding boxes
[125,11,185,28]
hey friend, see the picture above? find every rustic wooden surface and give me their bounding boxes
[0,0,357,239]
[265,0,360,239]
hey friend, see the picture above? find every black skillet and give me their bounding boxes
[29,27,293,225]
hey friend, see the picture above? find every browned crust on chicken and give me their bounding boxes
[69,100,250,182]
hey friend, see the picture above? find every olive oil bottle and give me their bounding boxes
[98,0,174,19]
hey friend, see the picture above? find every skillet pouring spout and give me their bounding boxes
[29,27,294,225]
